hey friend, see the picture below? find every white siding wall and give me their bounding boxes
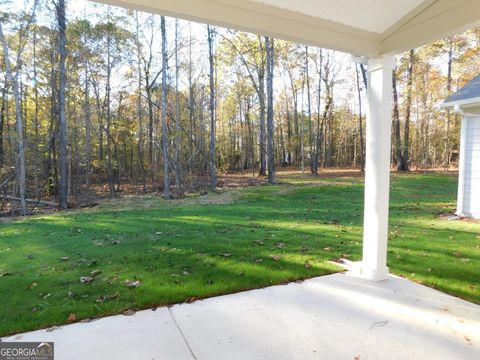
[463,117,480,218]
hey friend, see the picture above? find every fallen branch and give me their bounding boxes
[1,195,58,207]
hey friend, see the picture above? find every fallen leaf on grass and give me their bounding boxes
[253,240,264,246]
[468,284,477,290]
[0,272,14,277]
[276,242,285,248]
[68,313,77,322]
[323,247,331,252]
[271,255,281,261]
[122,309,135,316]
[125,280,142,288]
[27,282,38,290]
[67,290,76,298]
[80,276,94,284]
[255,259,263,264]
[60,257,70,261]
[90,269,102,277]
[219,253,231,258]
[304,261,312,269]
[96,292,119,303]
[111,240,120,245]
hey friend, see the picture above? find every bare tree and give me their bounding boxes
[305,46,314,174]
[399,49,415,171]
[0,26,27,214]
[393,67,403,169]
[265,36,275,184]
[0,1,38,214]
[134,12,147,192]
[173,19,184,197]
[207,25,216,190]
[160,16,170,199]
[55,0,68,207]
[444,39,454,168]
[82,11,92,191]
[355,64,365,172]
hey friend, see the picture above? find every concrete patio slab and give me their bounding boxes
[2,306,194,360]
[171,273,480,360]
[3,273,479,360]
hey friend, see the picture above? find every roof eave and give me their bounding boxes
[96,0,381,57]
[441,96,480,109]
[94,0,480,57]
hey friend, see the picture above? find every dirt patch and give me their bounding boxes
[96,189,239,212]
[178,191,238,206]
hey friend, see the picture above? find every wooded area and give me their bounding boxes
[1,0,480,215]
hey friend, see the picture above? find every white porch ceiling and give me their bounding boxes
[251,0,424,34]
[96,0,480,57]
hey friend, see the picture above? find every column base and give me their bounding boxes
[346,261,389,281]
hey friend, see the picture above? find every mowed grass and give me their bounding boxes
[0,172,479,336]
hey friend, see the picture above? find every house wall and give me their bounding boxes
[460,116,480,219]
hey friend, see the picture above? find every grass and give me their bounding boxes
[0,171,479,336]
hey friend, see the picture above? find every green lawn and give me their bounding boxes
[0,172,478,336]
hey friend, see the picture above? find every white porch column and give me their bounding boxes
[359,55,394,281]
[456,115,468,217]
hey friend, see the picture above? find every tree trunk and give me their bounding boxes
[444,41,453,168]
[313,49,323,175]
[32,26,41,199]
[305,46,313,174]
[355,64,365,172]
[56,0,68,208]
[105,21,115,196]
[0,74,6,168]
[265,36,275,184]
[0,22,27,215]
[188,22,195,177]
[258,37,266,176]
[393,68,404,170]
[135,12,147,192]
[161,16,170,199]
[173,19,184,197]
[400,49,414,172]
[207,25,217,190]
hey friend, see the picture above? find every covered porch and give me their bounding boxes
[4,1,480,359]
